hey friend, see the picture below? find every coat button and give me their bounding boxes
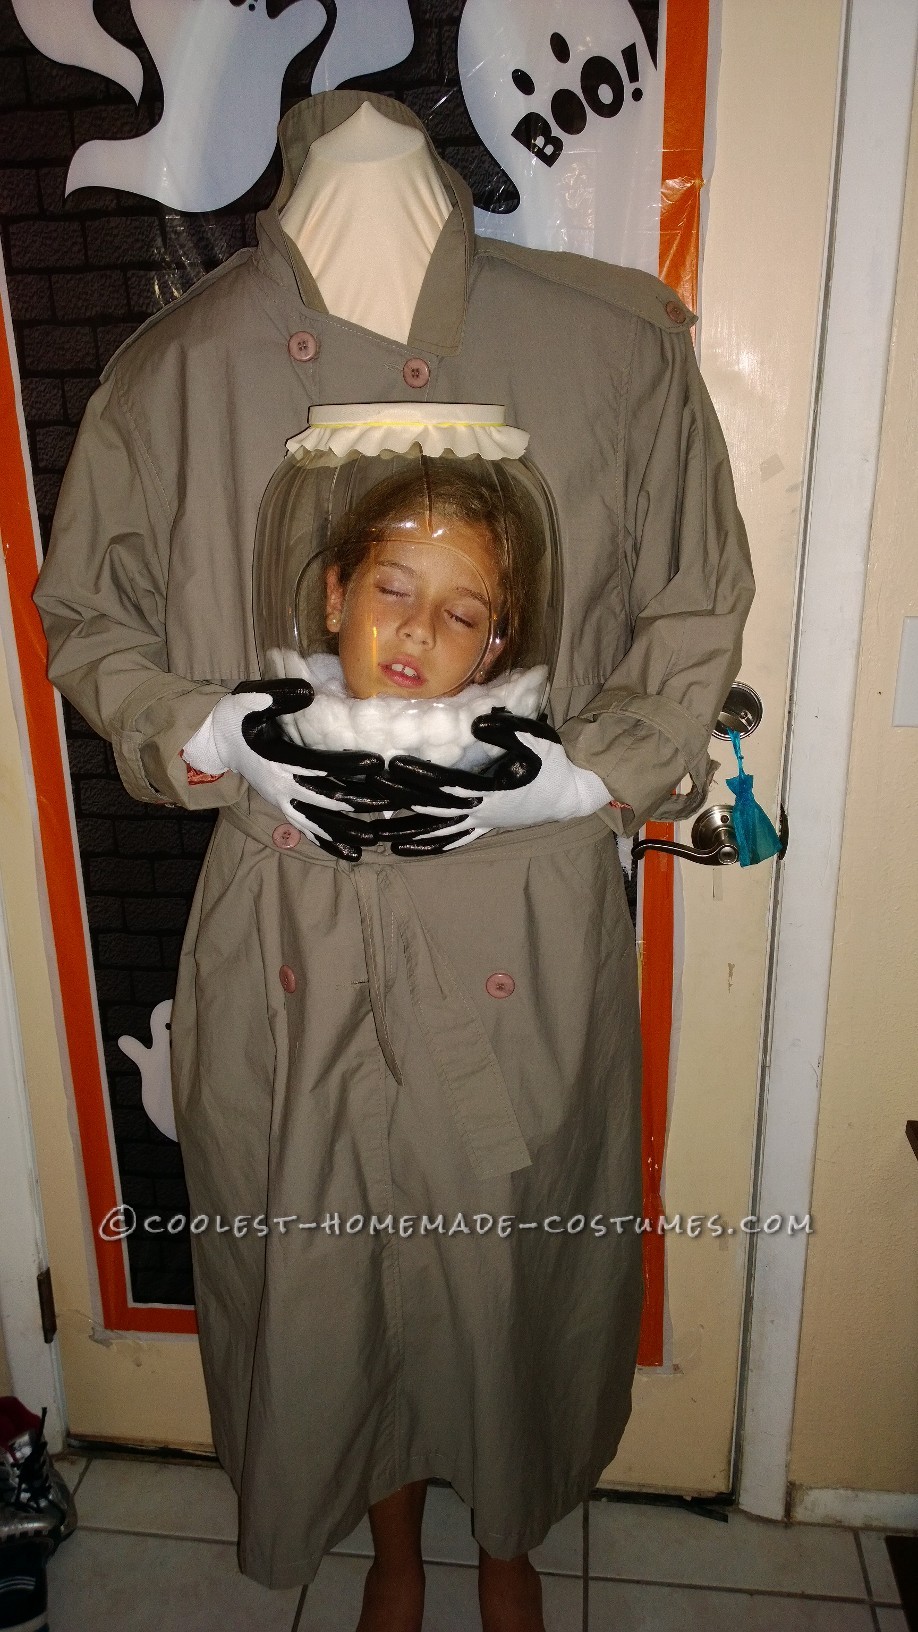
[288,330,319,361]
[402,357,430,388]
[272,823,301,850]
[665,300,687,325]
[279,965,297,994]
[485,972,515,999]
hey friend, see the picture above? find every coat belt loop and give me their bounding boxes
[347,864,404,1086]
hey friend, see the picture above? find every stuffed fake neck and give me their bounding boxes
[279,104,452,345]
[265,650,549,770]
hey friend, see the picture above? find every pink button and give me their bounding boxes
[485,972,515,999]
[402,357,430,388]
[288,330,319,362]
[272,824,301,850]
[279,965,297,994]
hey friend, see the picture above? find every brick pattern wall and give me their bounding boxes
[0,0,646,1309]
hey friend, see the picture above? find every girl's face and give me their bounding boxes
[325,514,505,699]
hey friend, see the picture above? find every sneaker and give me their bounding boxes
[0,1402,76,1553]
[0,1541,49,1632]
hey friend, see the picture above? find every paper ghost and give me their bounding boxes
[47,0,412,211]
[10,0,144,102]
[64,0,326,210]
[313,0,414,94]
[458,0,664,270]
[118,1000,177,1144]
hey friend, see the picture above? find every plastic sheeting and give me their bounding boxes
[8,1,707,299]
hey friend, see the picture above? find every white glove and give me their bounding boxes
[404,735,611,851]
[182,690,366,851]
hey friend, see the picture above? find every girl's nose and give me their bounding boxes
[396,604,435,647]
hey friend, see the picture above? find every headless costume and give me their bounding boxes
[33,91,755,1590]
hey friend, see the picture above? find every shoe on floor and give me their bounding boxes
[0,1401,76,1553]
[0,1540,49,1632]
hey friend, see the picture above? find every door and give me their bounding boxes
[0,0,843,1478]
[611,0,844,1493]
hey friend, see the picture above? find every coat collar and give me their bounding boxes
[255,90,476,357]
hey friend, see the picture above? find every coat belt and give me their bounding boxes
[217,806,533,1183]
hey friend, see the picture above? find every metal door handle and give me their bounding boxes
[632,680,789,865]
[634,804,738,864]
[633,801,789,865]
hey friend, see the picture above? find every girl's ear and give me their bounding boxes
[325,564,345,632]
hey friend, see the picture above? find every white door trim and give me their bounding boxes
[0,868,67,1446]
[737,0,918,1519]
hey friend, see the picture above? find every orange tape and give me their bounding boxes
[637,0,710,1369]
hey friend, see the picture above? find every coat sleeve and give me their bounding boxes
[32,366,245,810]
[558,320,755,840]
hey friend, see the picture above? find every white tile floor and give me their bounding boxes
[41,1452,911,1631]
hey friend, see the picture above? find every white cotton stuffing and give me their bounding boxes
[264,650,549,770]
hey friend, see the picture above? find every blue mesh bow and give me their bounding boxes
[725,730,782,866]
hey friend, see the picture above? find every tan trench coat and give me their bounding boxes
[33,91,754,1590]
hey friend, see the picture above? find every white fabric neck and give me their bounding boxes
[279,103,451,345]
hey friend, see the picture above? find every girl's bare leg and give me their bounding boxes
[478,1547,547,1632]
[354,1478,428,1632]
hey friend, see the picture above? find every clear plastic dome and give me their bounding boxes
[253,404,563,770]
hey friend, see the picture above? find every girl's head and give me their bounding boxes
[322,459,544,700]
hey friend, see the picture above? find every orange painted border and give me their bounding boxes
[1,1,709,1343]
[637,0,710,1368]
[658,0,710,310]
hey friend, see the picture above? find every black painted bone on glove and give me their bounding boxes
[368,709,562,855]
[231,679,389,861]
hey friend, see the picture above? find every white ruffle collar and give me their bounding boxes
[285,402,529,462]
[264,650,548,770]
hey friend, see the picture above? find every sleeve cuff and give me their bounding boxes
[560,690,717,838]
[111,676,245,809]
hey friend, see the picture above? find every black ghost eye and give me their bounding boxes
[512,68,536,95]
[550,32,570,64]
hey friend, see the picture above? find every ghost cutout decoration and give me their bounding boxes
[458,0,664,271]
[118,1000,178,1144]
[10,0,144,102]
[13,0,414,212]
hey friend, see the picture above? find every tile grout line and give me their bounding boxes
[59,1454,93,1499]
[290,1582,308,1632]
[582,1498,589,1632]
[853,1528,884,1632]
[55,1524,901,1604]
[53,1474,905,1617]
[57,1524,239,1548]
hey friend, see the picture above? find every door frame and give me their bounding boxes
[0,257,67,1437]
[736,0,918,1520]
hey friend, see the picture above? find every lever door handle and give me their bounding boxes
[633,802,789,866]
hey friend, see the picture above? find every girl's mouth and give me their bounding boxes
[379,659,426,690]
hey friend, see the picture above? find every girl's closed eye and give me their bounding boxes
[446,603,485,630]
[374,571,412,600]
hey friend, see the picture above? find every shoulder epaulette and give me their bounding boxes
[475,236,697,330]
[100,247,254,382]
